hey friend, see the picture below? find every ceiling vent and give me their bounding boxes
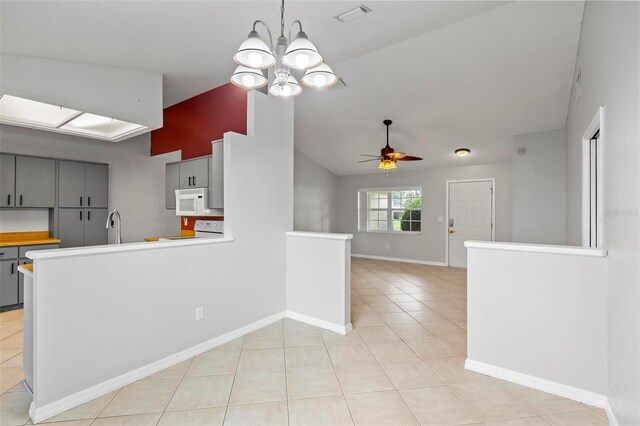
[516,147,526,156]
[335,5,372,23]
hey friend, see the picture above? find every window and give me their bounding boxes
[360,188,422,233]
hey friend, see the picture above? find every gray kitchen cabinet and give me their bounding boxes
[84,208,108,246]
[15,156,56,208]
[165,162,179,209]
[0,260,18,307]
[58,209,86,248]
[209,141,224,209]
[58,208,107,248]
[18,259,30,304]
[191,158,209,188]
[58,161,85,207]
[179,157,209,189]
[59,161,108,208]
[85,163,108,208]
[0,154,15,207]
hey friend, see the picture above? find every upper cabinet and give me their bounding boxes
[0,155,56,208]
[0,154,15,208]
[179,157,209,189]
[165,145,223,210]
[59,161,108,208]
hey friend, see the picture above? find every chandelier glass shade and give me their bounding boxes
[302,63,338,88]
[230,0,335,97]
[269,74,302,97]
[282,33,323,70]
[230,65,269,89]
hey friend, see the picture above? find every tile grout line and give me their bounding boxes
[320,330,357,426]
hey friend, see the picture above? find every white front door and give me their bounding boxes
[448,181,493,268]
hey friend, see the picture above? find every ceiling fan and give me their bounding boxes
[359,119,423,170]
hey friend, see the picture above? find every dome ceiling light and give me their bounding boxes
[230,0,337,97]
[455,148,471,157]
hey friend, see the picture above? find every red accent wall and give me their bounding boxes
[151,83,247,160]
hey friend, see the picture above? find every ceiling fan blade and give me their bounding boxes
[396,155,423,161]
[359,154,380,157]
[387,152,406,159]
[358,158,380,163]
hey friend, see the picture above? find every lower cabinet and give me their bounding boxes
[0,260,18,307]
[59,208,108,248]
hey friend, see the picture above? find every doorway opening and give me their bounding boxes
[582,107,604,248]
[445,179,495,268]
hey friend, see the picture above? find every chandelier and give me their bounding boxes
[230,0,337,97]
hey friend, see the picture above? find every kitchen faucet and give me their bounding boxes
[105,210,123,245]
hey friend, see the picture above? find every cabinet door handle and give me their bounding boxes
[7,194,10,206]
[11,262,14,275]
[188,176,192,186]
[19,195,23,206]
[0,252,5,256]
[193,176,196,186]
[80,210,83,221]
[88,210,91,221]
[80,196,83,206]
[88,196,91,206]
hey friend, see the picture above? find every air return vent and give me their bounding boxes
[335,5,372,23]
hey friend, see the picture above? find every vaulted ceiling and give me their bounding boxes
[1,1,584,175]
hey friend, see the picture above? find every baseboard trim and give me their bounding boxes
[352,253,447,267]
[465,359,611,410]
[286,310,352,335]
[30,311,287,424]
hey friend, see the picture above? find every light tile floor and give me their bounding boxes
[0,258,610,425]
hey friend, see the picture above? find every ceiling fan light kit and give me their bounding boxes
[455,148,471,157]
[231,0,336,97]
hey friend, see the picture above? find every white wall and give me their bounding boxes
[335,162,512,264]
[293,149,338,233]
[0,124,180,242]
[512,128,566,245]
[565,2,640,423]
[466,243,607,403]
[28,91,294,416]
[0,209,49,232]
[286,232,352,334]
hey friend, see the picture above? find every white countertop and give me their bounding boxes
[464,240,607,257]
[26,236,235,260]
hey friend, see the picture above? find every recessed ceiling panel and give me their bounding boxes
[60,113,146,139]
[0,94,80,128]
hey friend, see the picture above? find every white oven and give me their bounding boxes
[175,188,210,216]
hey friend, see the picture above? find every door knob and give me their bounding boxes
[449,228,455,234]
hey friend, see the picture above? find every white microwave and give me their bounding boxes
[175,188,210,216]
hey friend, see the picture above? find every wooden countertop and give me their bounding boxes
[0,231,61,247]
[20,263,33,272]
[144,230,195,242]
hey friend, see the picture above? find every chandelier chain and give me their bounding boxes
[280,0,285,37]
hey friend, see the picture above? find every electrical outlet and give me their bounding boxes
[386,244,390,250]
[195,307,204,321]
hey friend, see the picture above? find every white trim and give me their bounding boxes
[581,106,605,248]
[363,231,421,236]
[17,265,33,277]
[465,359,615,423]
[30,311,286,423]
[28,310,353,423]
[286,232,353,241]
[357,186,422,192]
[27,236,235,260]
[286,311,352,335]
[351,253,447,267]
[445,178,496,266]
[464,240,607,257]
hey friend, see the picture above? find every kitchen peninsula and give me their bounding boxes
[18,92,353,423]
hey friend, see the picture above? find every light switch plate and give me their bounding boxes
[195,307,204,321]
[437,217,444,223]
